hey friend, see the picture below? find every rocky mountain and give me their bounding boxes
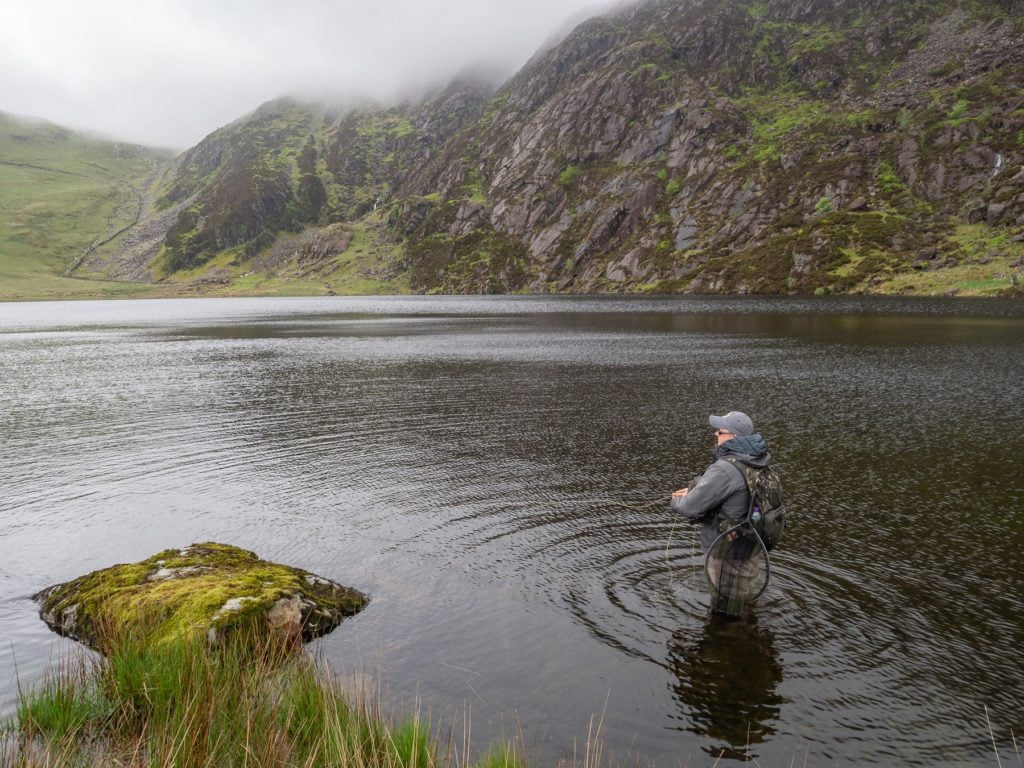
[99,0,1024,296]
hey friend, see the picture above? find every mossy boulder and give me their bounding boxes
[33,542,368,651]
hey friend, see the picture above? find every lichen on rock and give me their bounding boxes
[33,542,368,651]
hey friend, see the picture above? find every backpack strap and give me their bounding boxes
[717,456,756,489]
[717,456,758,518]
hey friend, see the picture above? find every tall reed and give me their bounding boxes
[0,622,549,768]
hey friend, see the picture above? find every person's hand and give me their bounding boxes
[672,488,688,498]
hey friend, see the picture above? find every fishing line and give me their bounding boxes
[664,515,679,593]
[598,495,698,602]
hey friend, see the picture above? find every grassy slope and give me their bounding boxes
[141,99,416,299]
[0,113,171,300]
[0,110,406,302]
[160,212,411,298]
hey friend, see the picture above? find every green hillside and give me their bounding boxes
[125,0,1024,299]
[0,112,170,300]
[3,0,1023,300]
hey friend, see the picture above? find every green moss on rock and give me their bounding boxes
[34,543,368,652]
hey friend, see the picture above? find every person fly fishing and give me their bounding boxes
[671,411,785,616]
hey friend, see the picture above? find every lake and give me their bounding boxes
[1,295,1022,765]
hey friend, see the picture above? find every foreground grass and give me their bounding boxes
[4,625,1019,766]
[0,628,566,768]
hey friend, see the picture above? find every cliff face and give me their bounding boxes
[120,0,1024,295]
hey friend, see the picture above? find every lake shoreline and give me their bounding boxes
[2,286,1021,304]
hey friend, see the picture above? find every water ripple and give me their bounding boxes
[1,296,1022,766]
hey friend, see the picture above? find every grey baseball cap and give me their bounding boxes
[709,410,754,437]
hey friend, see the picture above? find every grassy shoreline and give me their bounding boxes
[1,628,595,768]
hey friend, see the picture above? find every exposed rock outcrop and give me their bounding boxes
[34,542,368,651]
[112,0,1024,296]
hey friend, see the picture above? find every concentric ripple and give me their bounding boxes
[1,296,1022,766]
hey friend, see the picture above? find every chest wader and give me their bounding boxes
[704,459,785,617]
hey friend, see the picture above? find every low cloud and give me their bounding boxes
[0,0,611,149]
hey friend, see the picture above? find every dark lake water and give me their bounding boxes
[1,295,1022,765]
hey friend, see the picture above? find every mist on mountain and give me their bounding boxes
[0,0,614,148]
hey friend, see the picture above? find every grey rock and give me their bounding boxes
[529,212,574,259]
[606,263,627,282]
[266,596,304,634]
[791,253,815,275]
[897,138,919,186]
[619,248,642,277]
[962,146,995,170]
[216,596,258,616]
[605,248,646,284]
[730,184,756,216]
[585,206,628,249]
[617,108,680,165]
[450,201,486,236]
[986,202,1007,225]
[957,173,989,193]
[147,565,211,582]
[675,219,699,251]
[966,198,987,224]
[925,163,947,201]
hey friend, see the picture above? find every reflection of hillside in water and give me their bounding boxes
[668,613,783,761]
[3,296,1022,766]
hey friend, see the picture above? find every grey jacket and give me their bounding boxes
[671,434,771,552]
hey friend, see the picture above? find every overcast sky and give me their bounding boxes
[0,0,610,150]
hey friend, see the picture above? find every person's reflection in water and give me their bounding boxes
[667,612,783,761]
